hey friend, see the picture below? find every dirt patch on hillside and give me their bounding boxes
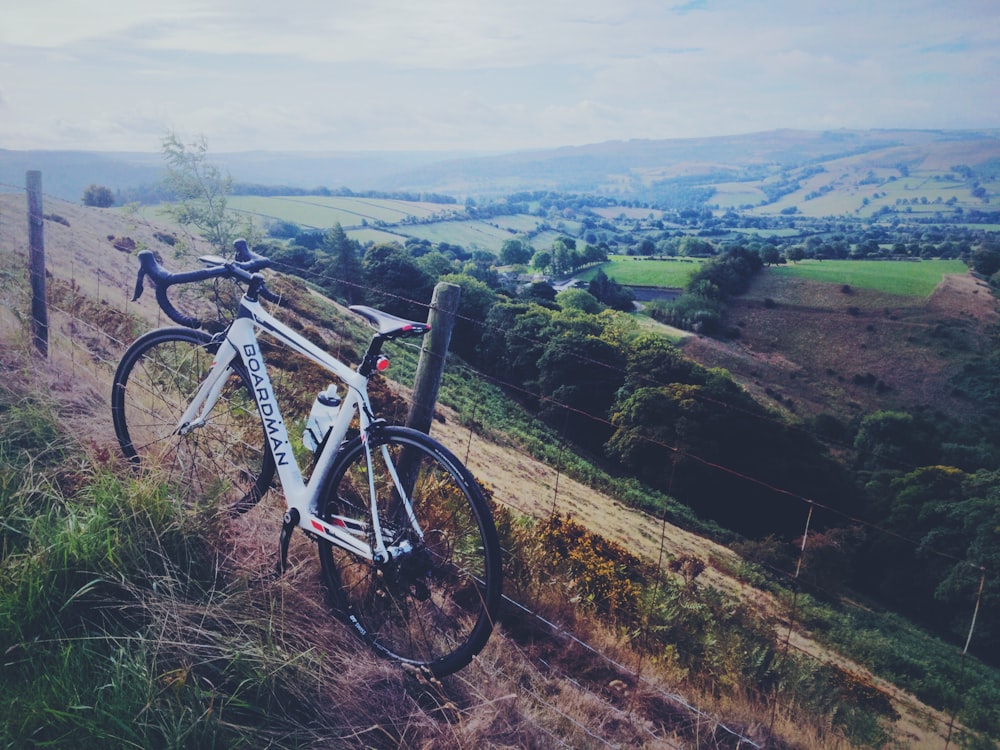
[927,272,997,321]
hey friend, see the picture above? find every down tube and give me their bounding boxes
[229,323,305,496]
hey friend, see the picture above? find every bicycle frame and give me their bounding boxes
[175,292,420,563]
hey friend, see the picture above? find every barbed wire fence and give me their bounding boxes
[0,177,995,748]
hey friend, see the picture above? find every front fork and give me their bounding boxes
[363,425,425,565]
[174,336,235,436]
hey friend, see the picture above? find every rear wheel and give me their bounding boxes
[111,327,273,510]
[317,426,502,677]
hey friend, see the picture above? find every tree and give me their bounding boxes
[82,184,114,208]
[438,273,497,361]
[582,243,608,265]
[536,330,626,448]
[531,250,552,272]
[362,243,433,319]
[322,223,364,306]
[551,238,579,275]
[521,281,557,304]
[853,410,939,471]
[462,250,499,287]
[760,244,782,266]
[786,246,806,262]
[160,132,253,254]
[557,288,604,314]
[499,239,533,266]
[588,270,635,311]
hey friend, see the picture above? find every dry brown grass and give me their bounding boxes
[681,270,999,423]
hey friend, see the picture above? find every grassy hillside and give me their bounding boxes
[3,194,999,747]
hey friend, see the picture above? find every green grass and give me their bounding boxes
[771,259,968,297]
[400,219,515,252]
[227,195,453,229]
[575,256,704,287]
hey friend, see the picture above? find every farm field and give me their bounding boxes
[400,219,517,252]
[577,256,704,287]
[771,258,968,297]
[227,195,456,229]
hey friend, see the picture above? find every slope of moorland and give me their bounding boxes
[679,266,1000,425]
[2,194,998,747]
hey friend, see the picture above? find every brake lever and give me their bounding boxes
[131,268,147,302]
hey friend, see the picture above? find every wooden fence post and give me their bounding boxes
[27,170,48,358]
[406,282,461,435]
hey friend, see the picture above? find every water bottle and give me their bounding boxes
[303,385,341,452]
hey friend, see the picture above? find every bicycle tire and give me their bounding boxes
[317,425,502,677]
[111,327,274,511]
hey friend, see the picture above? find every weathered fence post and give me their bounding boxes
[407,282,461,434]
[27,170,48,358]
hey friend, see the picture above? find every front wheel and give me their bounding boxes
[317,426,502,677]
[111,327,274,511]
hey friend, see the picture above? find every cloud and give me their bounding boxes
[1,0,998,152]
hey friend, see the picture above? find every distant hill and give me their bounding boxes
[3,128,999,210]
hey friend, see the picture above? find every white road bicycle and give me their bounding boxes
[111,240,502,677]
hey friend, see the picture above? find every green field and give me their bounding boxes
[400,219,518,252]
[771,259,968,296]
[226,195,456,229]
[576,256,704,287]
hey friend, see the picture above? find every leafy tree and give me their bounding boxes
[588,270,635,311]
[621,333,701,392]
[557,288,604,314]
[532,250,552,272]
[582,243,608,265]
[266,219,300,238]
[477,300,533,377]
[82,184,114,208]
[499,239,533,266]
[438,273,497,361]
[417,251,458,279]
[971,245,1000,276]
[786,246,806,262]
[760,244,782,265]
[521,281,557,304]
[551,238,579,275]
[853,410,940,471]
[321,223,364,306]
[856,466,1000,662]
[362,243,433,319]
[265,242,317,272]
[160,132,254,254]
[605,384,697,486]
[461,250,500,287]
[537,330,626,448]
[678,237,716,257]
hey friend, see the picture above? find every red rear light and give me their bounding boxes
[376,355,390,372]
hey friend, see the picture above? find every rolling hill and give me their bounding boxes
[4,129,999,216]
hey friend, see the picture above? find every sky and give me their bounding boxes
[1,0,998,154]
